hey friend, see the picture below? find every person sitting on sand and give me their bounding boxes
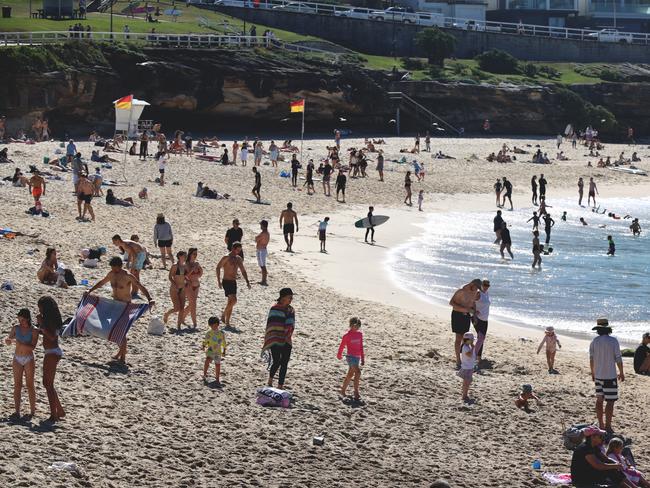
[91,150,118,164]
[84,256,154,363]
[632,152,641,162]
[486,152,496,162]
[515,384,541,413]
[103,140,121,153]
[5,308,38,419]
[537,326,561,374]
[607,438,650,488]
[139,187,148,200]
[571,426,630,488]
[10,168,28,187]
[633,332,650,375]
[557,151,569,161]
[45,157,69,172]
[38,248,62,286]
[513,146,528,154]
[128,142,137,156]
[337,316,365,402]
[106,189,134,207]
[0,147,14,164]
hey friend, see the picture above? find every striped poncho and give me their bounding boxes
[262,304,295,352]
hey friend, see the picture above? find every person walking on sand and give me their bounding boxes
[335,170,346,203]
[449,279,481,368]
[502,177,513,210]
[493,210,504,244]
[28,171,46,205]
[578,177,585,206]
[76,173,96,222]
[304,159,315,195]
[404,171,413,206]
[537,326,561,374]
[589,318,624,433]
[365,206,375,243]
[216,243,251,329]
[318,217,329,253]
[322,159,333,197]
[157,150,168,186]
[112,235,146,284]
[182,248,202,328]
[588,177,599,207]
[153,213,174,269]
[85,256,154,363]
[262,288,295,389]
[232,140,239,163]
[494,178,502,207]
[532,230,542,269]
[500,222,514,259]
[337,317,365,401]
[252,167,262,203]
[139,131,148,160]
[458,332,476,404]
[269,140,279,167]
[473,280,491,366]
[225,219,244,260]
[5,308,38,419]
[291,154,300,188]
[280,202,299,252]
[202,317,226,385]
[255,220,270,286]
[37,296,65,422]
[531,175,538,206]
[163,251,187,331]
[376,150,384,182]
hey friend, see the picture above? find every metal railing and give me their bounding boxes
[200,0,650,44]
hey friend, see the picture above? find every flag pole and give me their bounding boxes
[300,99,305,163]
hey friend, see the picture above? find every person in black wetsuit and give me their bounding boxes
[539,174,547,199]
[365,206,375,243]
[502,177,513,210]
[304,159,315,195]
[543,213,555,245]
[530,175,538,205]
[500,222,514,259]
[252,167,262,203]
[290,154,300,188]
[493,210,504,244]
[335,170,347,203]
[494,178,502,207]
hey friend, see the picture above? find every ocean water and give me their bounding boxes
[388,197,650,342]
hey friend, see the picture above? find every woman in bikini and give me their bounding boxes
[164,251,188,331]
[37,296,65,422]
[38,248,59,285]
[182,248,203,329]
[5,309,38,418]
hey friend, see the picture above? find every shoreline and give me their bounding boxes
[284,184,650,352]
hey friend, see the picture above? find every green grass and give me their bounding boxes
[0,0,315,42]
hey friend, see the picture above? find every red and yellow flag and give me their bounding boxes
[290,99,305,113]
[115,94,133,110]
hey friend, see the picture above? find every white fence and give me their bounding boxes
[200,0,650,45]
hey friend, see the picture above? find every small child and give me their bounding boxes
[202,316,226,385]
[527,211,540,231]
[607,437,650,487]
[418,190,424,212]
[561,211,567,222]
[607,235,615,256]
[337,317,365,401]
[457,331,476,404]
[318,217,329,253]
[515,384,541,413]
[138,187,148,200]
[537,325,561,374]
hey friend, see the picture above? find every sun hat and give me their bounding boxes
[463,332,475,340]
[582,425,607,437]
[592,318,612,330]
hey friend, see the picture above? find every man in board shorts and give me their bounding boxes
[255,220,270,286]
[279,202,299,252]
[589,318,624,433]
[216,242,251,329]
[449,279,481,368]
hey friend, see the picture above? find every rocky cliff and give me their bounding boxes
[0,42,648,138]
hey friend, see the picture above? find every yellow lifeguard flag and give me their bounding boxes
[290,99,305,113]
[115,95,133,110]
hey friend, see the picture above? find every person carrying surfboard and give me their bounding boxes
[365,206,375,244]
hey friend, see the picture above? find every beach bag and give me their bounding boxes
[63,269,77,286]
[82,258,99,268]
[256,387,292,408]
[147,317,165,336]
[563,423,590,450]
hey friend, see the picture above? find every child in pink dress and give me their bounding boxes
[337,317,365,401]
[537,326,561,374]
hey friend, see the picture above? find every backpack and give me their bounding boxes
[63,269,77,286]
[563,423,590,450]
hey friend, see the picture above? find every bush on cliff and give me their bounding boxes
[415,28,456,68]
[555,86,620,135]
[0,42,110,74]
[475,49,519,74]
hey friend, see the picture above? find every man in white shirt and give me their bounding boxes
[589,318,624,433]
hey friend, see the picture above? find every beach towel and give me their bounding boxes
[62,294,149,345]
[542,473,571,485]
[256,387,292,408]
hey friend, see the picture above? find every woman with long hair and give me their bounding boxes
[38,247,59,285]
[153,213,174,269]
[164,251,187,331]
[37,296,65,421]
[182,248,202,329]
[5,308,38,418]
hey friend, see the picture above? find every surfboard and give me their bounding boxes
[354,215,389,229]
[246,199,271,205]
[564,124,572,136]
[610,167,648,176]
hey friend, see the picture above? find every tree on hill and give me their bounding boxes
[415,28,456,68]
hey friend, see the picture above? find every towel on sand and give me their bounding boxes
[62,294,149,345]
[542,473,571,485]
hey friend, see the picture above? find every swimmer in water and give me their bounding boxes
[607,235,615,256]
[607,212,621,220]
[630,219,642,236]
[526,211,540,231]
[531,230,542,269]
[543,213,555,245]
[561,211,567,222]
[500,222,514,260]
[580,217,588,226]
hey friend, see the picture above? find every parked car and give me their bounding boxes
[369,7,418,23]
[335,7,371,20]
[272,2,318,14]
[417,12,444,27]
[586,29,633,43]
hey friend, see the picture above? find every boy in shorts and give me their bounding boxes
[202,317,226,385]
[318,217,329,253]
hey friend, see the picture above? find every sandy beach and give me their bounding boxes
[1,134,649,487]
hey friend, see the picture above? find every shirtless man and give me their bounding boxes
[449,279,481,367]
[112,234,146,284]
[255,220,270,286]
[76,174,96,222]
[216,242,251,328]
[588,177,599,207]
[578,177,584,206]
[252,167,262,203]
[279,202,299,252]
[28,171,46,204]
[85,256,154,363]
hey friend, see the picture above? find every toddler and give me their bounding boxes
[457,331,476,404]
[537,325,561,374]
[337,317,365,401]
[515,384,541,413]
[202,317,226,385]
